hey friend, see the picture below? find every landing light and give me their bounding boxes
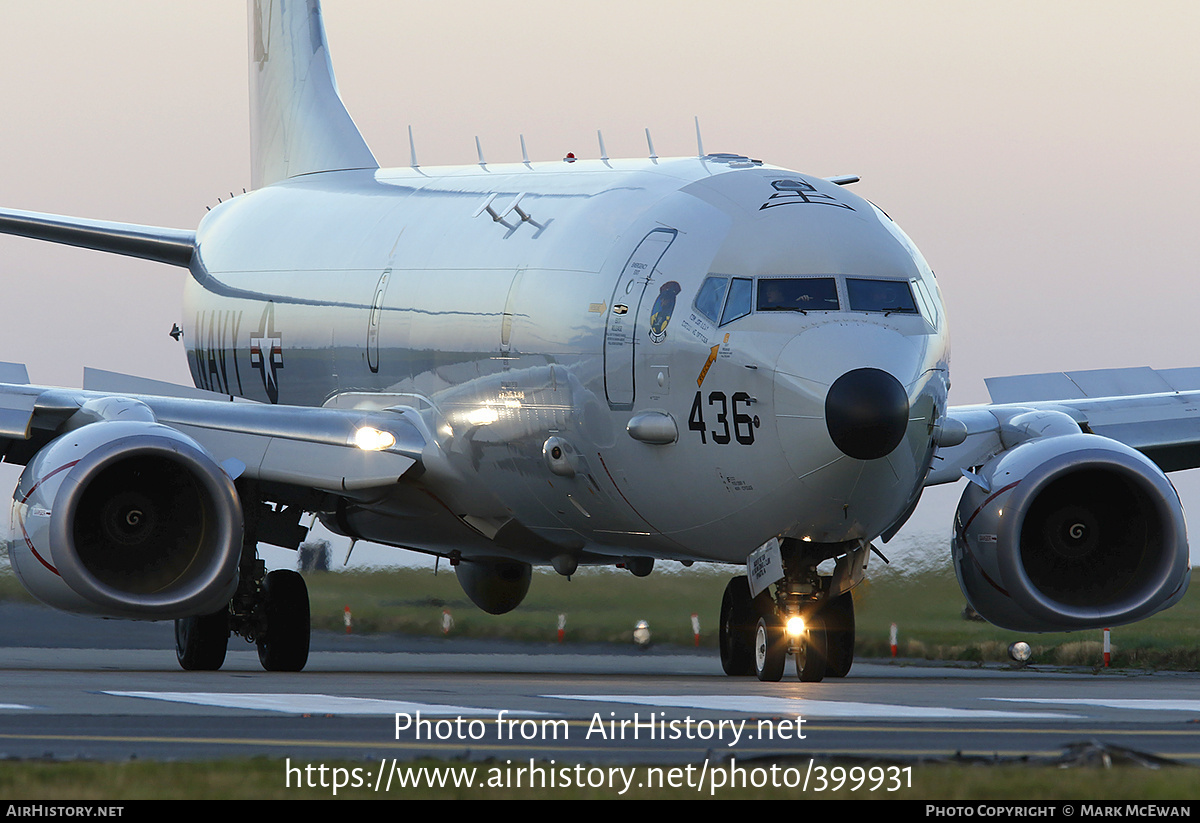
[786,616,805,637]
[354,426,396,451]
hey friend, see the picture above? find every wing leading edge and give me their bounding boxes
[930,365,1200,485]
[0,364,425,494]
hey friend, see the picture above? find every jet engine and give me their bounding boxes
[9,420,243,619]
[953,433,1189,632]
[455,557,532,614]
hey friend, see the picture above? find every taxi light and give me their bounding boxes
[786,616,805,637]
[354,426,396,451]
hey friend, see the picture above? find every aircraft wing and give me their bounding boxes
[928,365,1200,486]
[0,363,426,494]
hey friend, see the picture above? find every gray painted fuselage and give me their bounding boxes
[184,156,950,567]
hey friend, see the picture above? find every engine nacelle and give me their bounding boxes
[455,557,532,614]
[953,433,1190,632]
[9,420,243,619]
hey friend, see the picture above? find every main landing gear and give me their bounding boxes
[719,539,863,683]
[175,492,311,672]
[175,562,311,673]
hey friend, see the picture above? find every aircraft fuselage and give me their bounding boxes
[184,156,950,567]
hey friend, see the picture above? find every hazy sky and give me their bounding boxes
[1,1,1198,557]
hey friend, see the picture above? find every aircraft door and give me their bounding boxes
[366,269,391,373]
[604,229,676,409]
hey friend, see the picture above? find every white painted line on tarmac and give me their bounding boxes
[987,698,1200,713]
[546,694,1081,719]
[0,704,34,710]
[103,691,546,716]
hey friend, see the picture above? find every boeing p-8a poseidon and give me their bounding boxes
[0,1,1193,680]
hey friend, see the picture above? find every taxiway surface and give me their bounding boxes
[1,603,1198,766]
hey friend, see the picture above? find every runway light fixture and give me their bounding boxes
[786,616,805,637]
[1008,641,1032,663]
[633,619,651,648]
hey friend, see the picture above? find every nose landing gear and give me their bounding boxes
[719,540,863,683]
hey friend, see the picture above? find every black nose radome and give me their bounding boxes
[825,368,910,460]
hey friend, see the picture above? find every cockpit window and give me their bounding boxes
[720,278,753,325]
[695,276,729,323]
[846,278,918,314]
[758,277,839,312]
[911,278,939,327]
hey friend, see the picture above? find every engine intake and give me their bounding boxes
[9,421,243,619]
[953,434,1189,632]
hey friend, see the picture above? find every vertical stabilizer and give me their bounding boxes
[249,0,378,189]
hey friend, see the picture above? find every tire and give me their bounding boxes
[175,608,229,671]
[754,615,786,682]
[823,591,856,678]
[257,569,310,672]
[795,611,828,682]
[719,576,757,676]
